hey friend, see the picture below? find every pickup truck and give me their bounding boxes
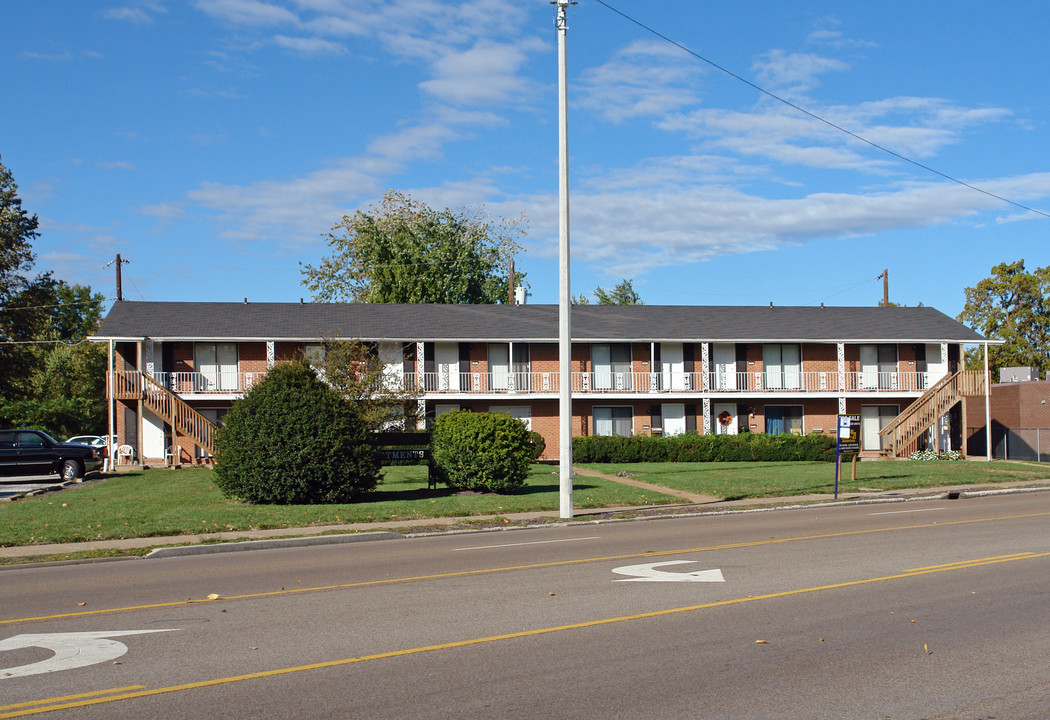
[0,429,104,481]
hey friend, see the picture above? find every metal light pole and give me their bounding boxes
[555,0,574,518]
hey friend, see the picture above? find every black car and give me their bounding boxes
[0,429,104,481]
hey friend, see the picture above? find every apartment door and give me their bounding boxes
[662,403,686,436]
[712,343,736,391]
[713,402,737,435]
[378,342,404,391]
[434,342,460,391]
[661,343,686,390]
[861,405,899,451]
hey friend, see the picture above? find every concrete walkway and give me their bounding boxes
[3,470,1050,563]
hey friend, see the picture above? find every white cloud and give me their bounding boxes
[194,0,300,27]
[419,39,541,106]
[536,172,1050,279]
[752,49,848,93]
[577,40,703,122]
[273,34,346,55]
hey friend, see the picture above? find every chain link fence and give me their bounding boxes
[992,427,1050,462]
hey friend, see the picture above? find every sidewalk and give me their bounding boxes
[3,472,1050,563]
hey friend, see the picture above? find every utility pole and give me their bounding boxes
[107,254,129,301]
[555,0,575,518]
[881,268,889,306]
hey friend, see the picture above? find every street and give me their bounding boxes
[2,491,1049,719]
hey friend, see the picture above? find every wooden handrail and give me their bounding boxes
[879,370,985,457]
[108,371,217,457]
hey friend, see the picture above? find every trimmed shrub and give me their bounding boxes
[528,430,546,461]
[213,361,380,504]
[572,432,836,463]
[431,410,532,493]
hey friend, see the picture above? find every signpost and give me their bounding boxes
[835,414,860,499]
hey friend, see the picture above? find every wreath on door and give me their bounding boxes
[717,411,732,426]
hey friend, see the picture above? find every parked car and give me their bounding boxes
[66,435,104,447]
[0,429,104,480]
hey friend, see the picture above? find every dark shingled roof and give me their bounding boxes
[91,301,991,344]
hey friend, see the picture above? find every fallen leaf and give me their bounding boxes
[755,640,768,644]
[910,619,916,623]
[924,643,930,654]
[76,602,86,607]
[207,593,221,600]
[818,638,824,642]
[548,592,555,596]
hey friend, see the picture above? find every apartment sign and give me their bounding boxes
[837,414,860,454]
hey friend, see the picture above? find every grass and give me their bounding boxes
[0,465,678,548]
[1,459,1046,552]
[580,459,1050,500]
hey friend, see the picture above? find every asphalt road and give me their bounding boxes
[2,491,1049,719]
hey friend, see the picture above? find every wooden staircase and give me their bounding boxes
[878,370,985,457]
[111,371,218,459]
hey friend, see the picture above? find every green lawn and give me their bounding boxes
[579,459,1050,500]
[1,459,1046,549]
[0,465,678,547]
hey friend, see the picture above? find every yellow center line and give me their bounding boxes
[3,550,1049,719]
[907,552,1035,572]
[0,687,146,711]
[3,510,1049,626]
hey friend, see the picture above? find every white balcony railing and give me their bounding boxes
[144,369,936,396]
[151,371,268,394]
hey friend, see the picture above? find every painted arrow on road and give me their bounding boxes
[612,560,725,583]
[0,629,177,679]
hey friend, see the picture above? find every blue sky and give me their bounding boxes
[4,0,1049,320]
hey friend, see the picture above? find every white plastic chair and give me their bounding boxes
[117,444,134,464]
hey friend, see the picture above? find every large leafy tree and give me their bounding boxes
[575,278,643,305]
[301,190,525,304]
[0,155,107,435]
[957,260,1050,378]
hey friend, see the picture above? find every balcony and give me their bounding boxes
[111,369,937,399]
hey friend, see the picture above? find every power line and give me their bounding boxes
[593,0,1050,220]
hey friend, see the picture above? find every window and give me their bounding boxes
[196,343,239,391]
[763,344,801,390]
[860,344,898,390]
[765,406,803,435]
[594,406,633,437]
[592,344,632,390]
[489,343,530,391]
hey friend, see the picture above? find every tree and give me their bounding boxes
[0,155,107,433]
[574,278,643,305]
[306,339,418,431]
[213,361,381,504]
[957,260,1050,379]
[301,190,526,304]
[1,155,39,306]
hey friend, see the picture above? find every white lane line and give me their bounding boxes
[868,507,946,516]
[454,536,601,551]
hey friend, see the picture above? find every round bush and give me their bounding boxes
[431,410,532,493]
[213,361,380,504]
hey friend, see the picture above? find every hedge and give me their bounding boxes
[572,432,836,463]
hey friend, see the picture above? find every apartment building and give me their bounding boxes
[90,301,992,465]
